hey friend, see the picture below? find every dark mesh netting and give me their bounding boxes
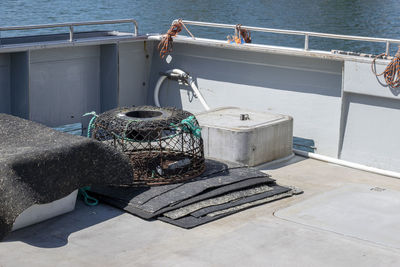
[91,106,205,186]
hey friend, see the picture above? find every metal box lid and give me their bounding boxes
[196,107,289,131]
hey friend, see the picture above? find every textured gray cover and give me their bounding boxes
[0,114,134,241]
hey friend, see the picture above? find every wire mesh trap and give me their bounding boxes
[91,106,205,186]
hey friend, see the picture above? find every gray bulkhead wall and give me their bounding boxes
[118,41,153,107]
[30,46,101,127]
[2,35,397,172]
[10,52,30,119]
[1,40,151,128]
[100,44,118,112]
[148,42,343,158]
[0,54,11,114]
[341,60,400,172]
[0,52,29,119]
[0,52,29,118]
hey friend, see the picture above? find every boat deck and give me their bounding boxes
[1,156,400,267]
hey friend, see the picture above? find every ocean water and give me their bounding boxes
[1,0,400,54]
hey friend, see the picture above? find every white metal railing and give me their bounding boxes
[174,19,400,55]
[0,19,138,43]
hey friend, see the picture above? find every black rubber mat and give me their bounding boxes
[190,185,290,218]
[90,158,299,228]
[94,176,274,219]
[91,159,238,206]
[158,187,293,229]
[154,177,272,216]
[91,160,273,218]
[120,167,272,213]
[163,183,275,219]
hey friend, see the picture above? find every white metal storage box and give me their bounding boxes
[196,107,293,166]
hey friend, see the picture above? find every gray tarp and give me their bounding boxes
[0,114,134,241]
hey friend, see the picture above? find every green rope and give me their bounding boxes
[83,111,98,138]
[171,115,202,138]
[79,186,99,206]
[83,113,200,143]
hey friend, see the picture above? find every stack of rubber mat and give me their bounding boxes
[91,160,302,229]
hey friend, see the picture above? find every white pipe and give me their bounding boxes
[293,149,400,179]
[153,69,210,111]
[187,76,210,110]
[153,75,167,107]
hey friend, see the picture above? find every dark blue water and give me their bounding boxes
[1,0,400,54]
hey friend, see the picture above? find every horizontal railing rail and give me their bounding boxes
[0,19,138,43]
[173,19,400,55]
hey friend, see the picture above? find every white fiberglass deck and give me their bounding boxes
[275,184,400,249]
[1,156,400,267]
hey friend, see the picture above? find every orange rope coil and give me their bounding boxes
[158,20,183,58]
[372,47,400,88]
[158,19,195,58]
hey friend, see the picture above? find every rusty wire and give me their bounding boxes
[372,46,400,88]
[91,106,205,186]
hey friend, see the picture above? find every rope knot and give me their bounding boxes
[228,24,252,44]
[158,19,195,58]
[171,116,202,138]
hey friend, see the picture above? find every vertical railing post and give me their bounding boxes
[385,41,390,56]
[133,21,138,36]
[304,34,309,51]
[69,26,74,42]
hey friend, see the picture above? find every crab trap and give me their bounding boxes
[90,106,205,186]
